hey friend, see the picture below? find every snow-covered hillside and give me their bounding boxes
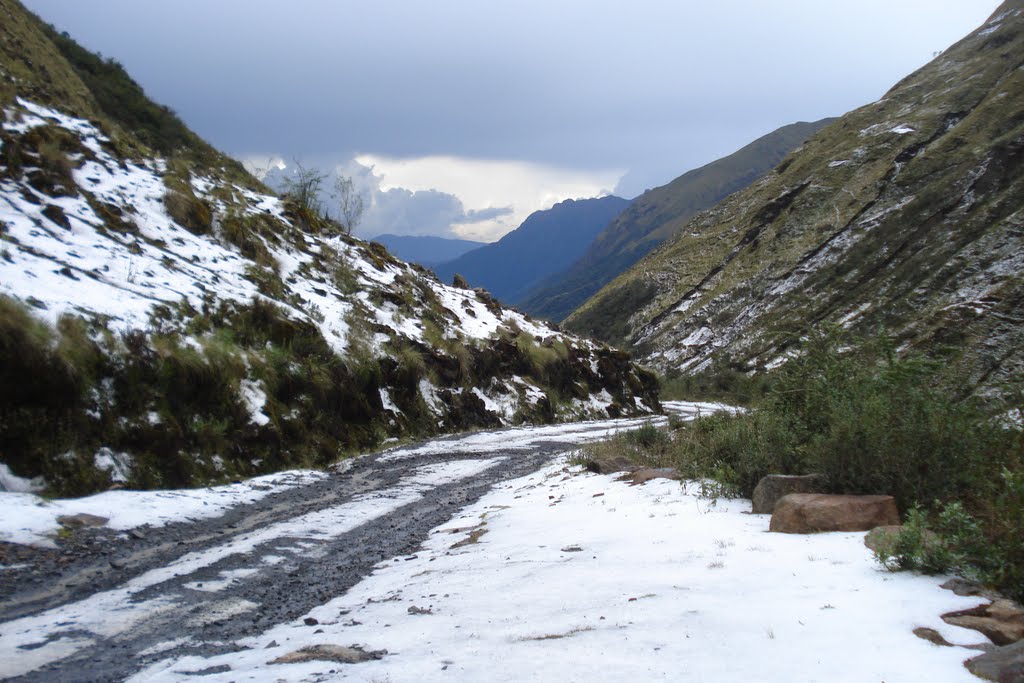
[0,97,659,495]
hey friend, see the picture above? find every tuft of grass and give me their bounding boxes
[164,189,213,235]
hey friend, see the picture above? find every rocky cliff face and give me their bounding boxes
[569,2,1024,398]
[0,0,658,495]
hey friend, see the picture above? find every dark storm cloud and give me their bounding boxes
[22,0,1002,227]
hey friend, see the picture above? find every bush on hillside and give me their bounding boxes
[582,329,1022,599]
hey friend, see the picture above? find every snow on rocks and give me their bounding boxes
[132,457,986,683]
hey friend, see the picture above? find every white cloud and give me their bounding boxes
[354,154,623,241]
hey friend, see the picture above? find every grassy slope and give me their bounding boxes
[519,119,833,323]
[569,1,1024,397]
[0,0,661,496]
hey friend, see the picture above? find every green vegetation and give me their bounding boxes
[0,295,390,494]
[659,365,771,407]
[582,331,1022,599]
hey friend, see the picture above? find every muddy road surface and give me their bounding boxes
[0,413,694,682]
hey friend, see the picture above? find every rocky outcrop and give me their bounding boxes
[944,600,1024,647]
[751,473,826,514]
[966,640,1024,682]
[769,494,900,533]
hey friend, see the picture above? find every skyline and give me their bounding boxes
[23,0,1002,241]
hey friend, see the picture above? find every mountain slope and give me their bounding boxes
[0,0,659,496]
[569,1,1024,397]
[520,119,833,322]
[370,233,484,268]
[431,196,630,304]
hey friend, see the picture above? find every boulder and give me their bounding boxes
[56,513,109,530]
[941,578,1002,600]
[751,474,826,514]
[769,493,899,534]
[943,600,1024,646]
[965,640,1024,682]
[269,644,386,665]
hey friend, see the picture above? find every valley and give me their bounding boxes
[1,0,1022,681]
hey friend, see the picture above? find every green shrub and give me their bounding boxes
[582,328,1022,598]
[874,503,982,576]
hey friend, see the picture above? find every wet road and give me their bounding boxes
[0,412,699,682]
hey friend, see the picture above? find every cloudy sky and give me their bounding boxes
[25,0,1000,241]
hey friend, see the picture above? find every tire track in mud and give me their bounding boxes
[0,431,593,682]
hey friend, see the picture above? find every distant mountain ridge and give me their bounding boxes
[568,1,1024,398]
[371,233,484,267]
[518,119,834,322]
[431,196,631,304]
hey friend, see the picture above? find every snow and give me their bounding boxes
[239,379,271,426]
[828,159,851,168]
[92,448,133,483]
[1,99,657,445]
[0,101,264,333]
[680,325,714,346]
[0,463,45,493]
[379,387,401,414]
[378,416,658,463]
[418,379,446,416]
[858,122,916,137]
[0,459,504,679]
[132,458,986,683]
[378,402,733,463]
[0,470,327,547]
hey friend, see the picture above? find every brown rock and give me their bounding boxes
[769,493,900,534]
[56,513,109,530]
[965,640,1024,682]
[941,578,1001,600]
[269,644,386,665]
[943,600,1024,646]
[913,626,953,647]
[751,474,826,514]
[619,467,680,485]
